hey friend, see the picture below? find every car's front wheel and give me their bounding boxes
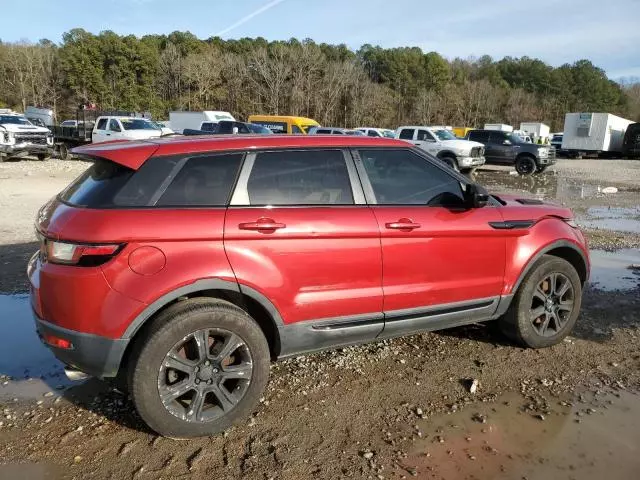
[515,155,537,176]
[499,255,582,348]
[129,298,270,438]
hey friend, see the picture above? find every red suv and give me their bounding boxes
[29,135,589,437]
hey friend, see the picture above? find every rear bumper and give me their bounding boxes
[34,313,128,378]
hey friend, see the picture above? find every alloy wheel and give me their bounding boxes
[157,328,253,423]
[529,272,574,337]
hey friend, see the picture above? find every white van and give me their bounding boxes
[169,111,236,134]
[92,116,163,143]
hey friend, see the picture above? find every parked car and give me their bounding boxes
[395,125,485,173]
[355,127,395,138]
[247,115,319,134]
[308,127,365,135]
[91,116,164,143]
[466,129,556,175]
[169,111,236,134]
[622,123,640,159]
[182,120,273,136]
[30,135,589,438]
[0,109,54,161]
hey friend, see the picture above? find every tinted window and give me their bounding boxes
[96,118,108,130]
[399,128,415,140]
[201,122,216,132]
[489,132,508,144]
[316,129,332,134]
[60,159,135,207]
[359,149,465,206]
[247,150,353,205]
[367,130,379,137]
[158,154,243,206]
[468,131,490,142]
[108,119,121,132]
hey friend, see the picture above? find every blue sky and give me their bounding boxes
[4,0,640,80]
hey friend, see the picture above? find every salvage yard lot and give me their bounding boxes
[1,157,639,479]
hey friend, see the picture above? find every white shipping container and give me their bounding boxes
[561,113,633,153]
[484,123,513,132]
[169,111,235,133]
[519,122,550,140]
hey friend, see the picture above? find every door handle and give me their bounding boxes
[385,218,421,230]
[239,218,286,231]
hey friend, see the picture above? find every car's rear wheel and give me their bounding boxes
[37,154,48,161]
[515,155,537,176]
[129,298,270,438]
[499,255,581,348]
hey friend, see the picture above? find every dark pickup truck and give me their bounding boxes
[183,120,272,136]
[466,129,556,175]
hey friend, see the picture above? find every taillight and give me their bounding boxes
[42,333,73,349]
[45,239,122,266]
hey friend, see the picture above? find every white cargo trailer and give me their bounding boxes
[520,122,550,141]
[561,113,633,157]
[484,123,513,132]
[169,111,235,133]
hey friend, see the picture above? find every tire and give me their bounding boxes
[535,165,548,174]
[129,298,270,438]
[499,255,582,349]
[58,144,69,160]
[441,155,459,172]
[37,154,48,161]
[515,155,537,176]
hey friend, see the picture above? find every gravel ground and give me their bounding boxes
[0,157,639,479]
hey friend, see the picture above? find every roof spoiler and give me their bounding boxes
[72,141,160,170]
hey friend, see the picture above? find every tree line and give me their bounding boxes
[1,29,639,131]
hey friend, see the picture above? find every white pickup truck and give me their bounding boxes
[0,109,54,161]
[395,125,485,172]
[92,116,168,144]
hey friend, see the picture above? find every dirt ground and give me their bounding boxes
[0,157,639,479]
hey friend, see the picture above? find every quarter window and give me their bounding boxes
[358,149,465,206]
[157,154,243,206]
[246,150,354,205]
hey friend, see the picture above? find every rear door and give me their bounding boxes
[353,147,507,337]
[224,148,384,343]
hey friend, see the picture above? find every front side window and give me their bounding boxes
[108,119,121,132]
[489,132,509,144]
[359,149,465,206]
[96,118,108,130]
[398,128,415,140]
[157,154,243,206]
[120,118,159,131]
[246,150,354,205]
[417,130,435,142]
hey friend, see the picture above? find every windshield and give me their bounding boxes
[382,129,395,138]
[120,118,159,131]
[0,115,32,126]
[433,129,457,140]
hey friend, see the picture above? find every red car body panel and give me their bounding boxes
[369,206,507,312]
[224,207,384,324]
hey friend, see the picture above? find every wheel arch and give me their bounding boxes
[117,279,284,377]
[437,150,457,159]
[511,240,589,294]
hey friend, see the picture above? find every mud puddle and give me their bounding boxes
[0,295,75,399]
[588,248,640,291]
[392,389,640,480]
[579,206,640,234]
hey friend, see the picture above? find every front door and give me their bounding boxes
[224,148,384,352]
[488,132,514,163]
[353,147,507,337]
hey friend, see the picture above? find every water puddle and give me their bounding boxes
[588,249,640,291]
[579,206,640,234]
[393,389,640,480]
[0,462,59,480]
[0,294,74,399]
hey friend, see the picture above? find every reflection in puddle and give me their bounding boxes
[589,249,640,291]
[579,206,640,234]
[394,389,640,480]
[0,294,74,399]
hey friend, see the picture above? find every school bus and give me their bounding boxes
[247,115,320,134]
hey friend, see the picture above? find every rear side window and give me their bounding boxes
[246,150,354,205]
[468,131,490,143]
[398,128,415,140]
[157,154,242,206]
[60,159,135,207]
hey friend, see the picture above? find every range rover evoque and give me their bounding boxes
[29,135,589,437]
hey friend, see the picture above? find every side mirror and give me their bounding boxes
[465,183,490,208]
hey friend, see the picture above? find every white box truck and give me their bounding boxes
[561,113,633,157]
[484,123,513,132]
[169,111,236,134]
[520,122,550,142]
